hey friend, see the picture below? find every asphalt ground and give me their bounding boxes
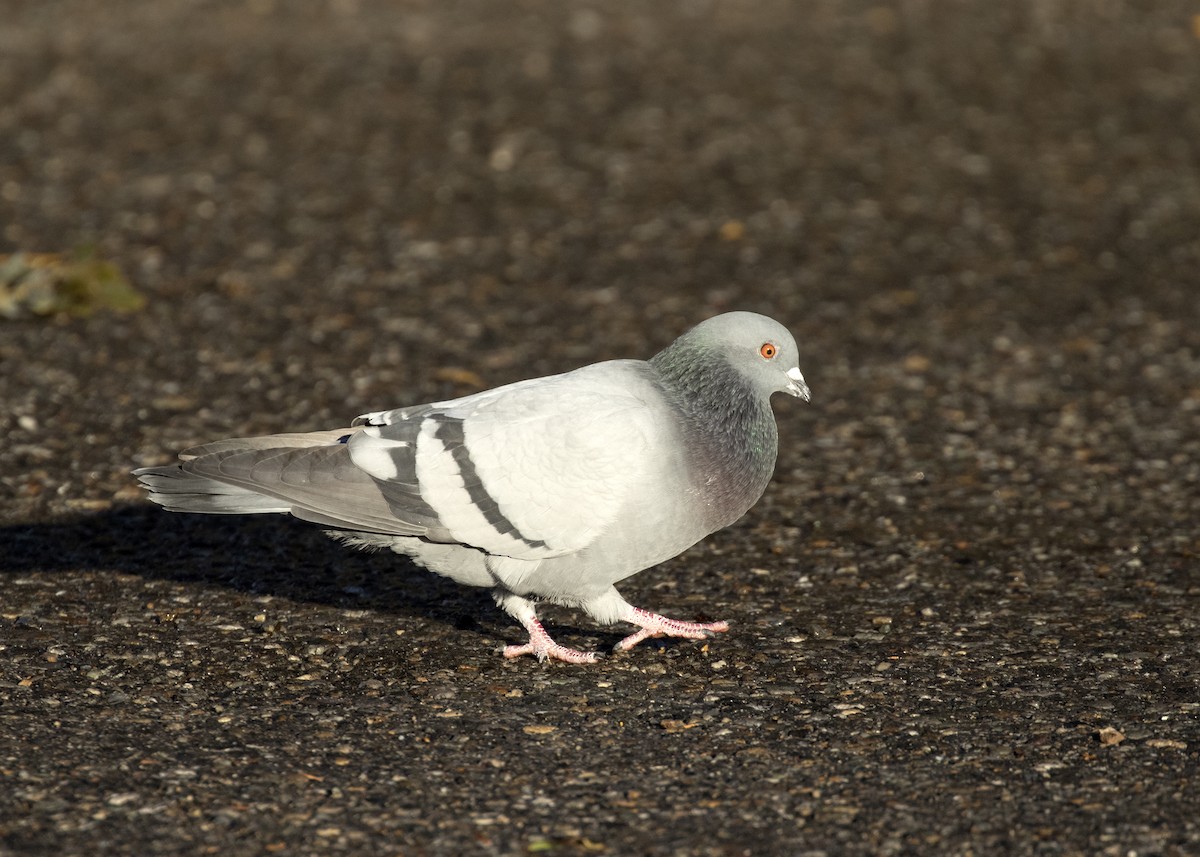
[2,2,1198,854]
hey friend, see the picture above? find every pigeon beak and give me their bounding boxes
[785,366,811,401]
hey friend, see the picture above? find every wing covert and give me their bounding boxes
[346,363,659,560]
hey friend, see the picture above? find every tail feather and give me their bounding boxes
[133,427,433,538]
[134,429,357,515]
[180,428,359,459]
[134,466,292,514]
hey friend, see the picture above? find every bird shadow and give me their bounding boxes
[0,504,523,641]
[2,506,680,653]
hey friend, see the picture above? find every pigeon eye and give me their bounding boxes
[760,342,777,359]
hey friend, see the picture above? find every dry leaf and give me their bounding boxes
[0,251,144,319]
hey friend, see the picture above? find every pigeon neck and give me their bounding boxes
[652,342,762,413]
[655,343,729,399]
[651,344,778,526]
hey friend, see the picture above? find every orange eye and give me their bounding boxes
[760,342,777,359]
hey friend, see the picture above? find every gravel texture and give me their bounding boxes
[2,1,1199,855]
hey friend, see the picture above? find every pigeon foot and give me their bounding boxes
[613,607,730,652]
[503,615,601,664]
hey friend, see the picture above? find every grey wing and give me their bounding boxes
[345,364,659,560]
[141,362,659,557]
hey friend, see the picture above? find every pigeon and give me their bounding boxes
[135,311,810,662]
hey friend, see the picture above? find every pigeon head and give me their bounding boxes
[665,311,811,402]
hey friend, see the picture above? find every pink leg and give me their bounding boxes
[613,606,730,653]
[503,614,601,664]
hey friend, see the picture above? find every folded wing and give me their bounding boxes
[349,364,657,559]
[145,363,659,561]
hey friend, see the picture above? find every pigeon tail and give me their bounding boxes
[133,465,292,514]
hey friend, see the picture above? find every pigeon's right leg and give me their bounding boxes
[494,591,600,664]
[612,608,730,652]
[582,588,729,653]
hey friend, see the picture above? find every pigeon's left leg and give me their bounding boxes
[584,589,730,653]
[494,591,600,664]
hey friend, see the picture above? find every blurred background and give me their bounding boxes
[2,2,1198,854]
[2,1,1198,517]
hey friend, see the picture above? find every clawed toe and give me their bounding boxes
[613,610,730,653]
[503,640,601,664]
[496,593,728,662]
[500,611,602,664]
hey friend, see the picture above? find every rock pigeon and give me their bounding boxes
[135,311,810,662]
